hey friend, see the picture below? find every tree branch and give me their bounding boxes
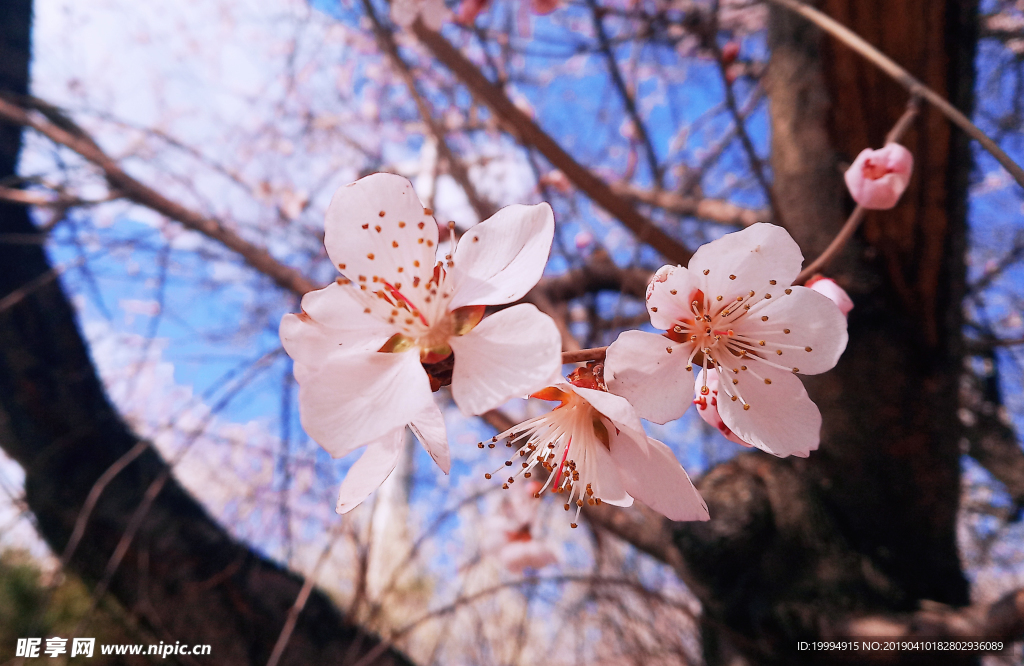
[410,21,695,265]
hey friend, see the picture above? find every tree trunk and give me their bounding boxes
[0,3,412,664]
[667,1,978,663]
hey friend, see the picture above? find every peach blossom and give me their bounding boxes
[844,143,913,210]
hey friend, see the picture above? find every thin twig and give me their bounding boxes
[0,258,85,314]
[795,97,920,284]
[768,0,1024,190]
[562,347,608,364]
[265,523,345,666]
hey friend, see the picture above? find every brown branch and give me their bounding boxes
[824,589,1024,646]
[610,183,770,227]
[410,21,694,265]
[585,0,662,185]
[363,0,497,221]
[0,95,318,296]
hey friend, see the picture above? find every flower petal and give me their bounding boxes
[498,541,559,573]
[577,425,632,507]
[570,384,646,444]
[335,429,404,514]
[609,430,709,521]
[409,400,451,474]
[324,173,438,291]
[731,285,848,376]
[688,223,804,301]
[645,264,700,330]
[280,282,394,364]
[295,349,433,458]
[717,364,821,457]
[447,203,554,309]
[605,330,694,424]
[449,303,562,415]
[694,369,753,446]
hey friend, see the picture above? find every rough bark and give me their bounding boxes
[0,4,412,665]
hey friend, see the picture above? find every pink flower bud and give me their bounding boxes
[805,276,853,317]
[844,143,913,210]
[694,369,752,447]
[531,0,560,14]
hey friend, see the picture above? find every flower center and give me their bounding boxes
[480,373,613,529]
[862,158,891,180]
[663,280,812,410]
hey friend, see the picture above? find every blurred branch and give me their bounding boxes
[363,0,497,221]
[411,21,695,265]
[824,589,1024,646]
[0,94,318,296]
[610,183,770,227]
[585,0,662,186]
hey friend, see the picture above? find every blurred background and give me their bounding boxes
[1,0,1023,663]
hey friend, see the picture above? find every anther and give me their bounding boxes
[805,346,813,352]
[378,210,385,217]
[367,253,375,260]
[729,274,736,280]
[764,378,772,385]
[374,225,381,232]
[785,288,792,295]
[769,280,777,285]
[703,269,710,275]
[761,316,768,321]
[743,404,750,410]
[784,328,791,334]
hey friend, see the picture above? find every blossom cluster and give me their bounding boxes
[280,172,854,548]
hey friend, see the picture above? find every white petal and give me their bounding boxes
[447,203,554,309]
[449,304,562,415]
[718,364,821,457]
[335,430,404,514]
[577,425,632,507]
[324,173,438,293]
[409,401,451,474]
[295,349,433,458]
[604,330,694,424]
[731,285,848,376]
[570,385,646,444]
[688,223,804,301]
[645,264,700,330]
[280,282,394,364]
[609,431,709,521]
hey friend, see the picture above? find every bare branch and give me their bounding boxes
[411,22,695,265]
[0,95,318,296]
[610,183,770,227]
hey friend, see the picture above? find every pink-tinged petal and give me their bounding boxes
[604,330,694,424]
[409,401,450,474]
[608,430,709,521]
[280,283,393,364]
[645,264,700,330]
[576,425,633,507]
[694,369,752,446]
[324,173,438,292]
[570,385,646,444]
[335,429,404,514]
[717,364,821,458]
[844,143,913,210]
[498,541,559,573]
[295,349,433,458]
[447,203,554,309]
[806,276,854,316]
[731,285,848,376]
[688,223,804,301]
[449,303,562,415]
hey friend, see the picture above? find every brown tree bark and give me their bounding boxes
[0,3,412,664]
